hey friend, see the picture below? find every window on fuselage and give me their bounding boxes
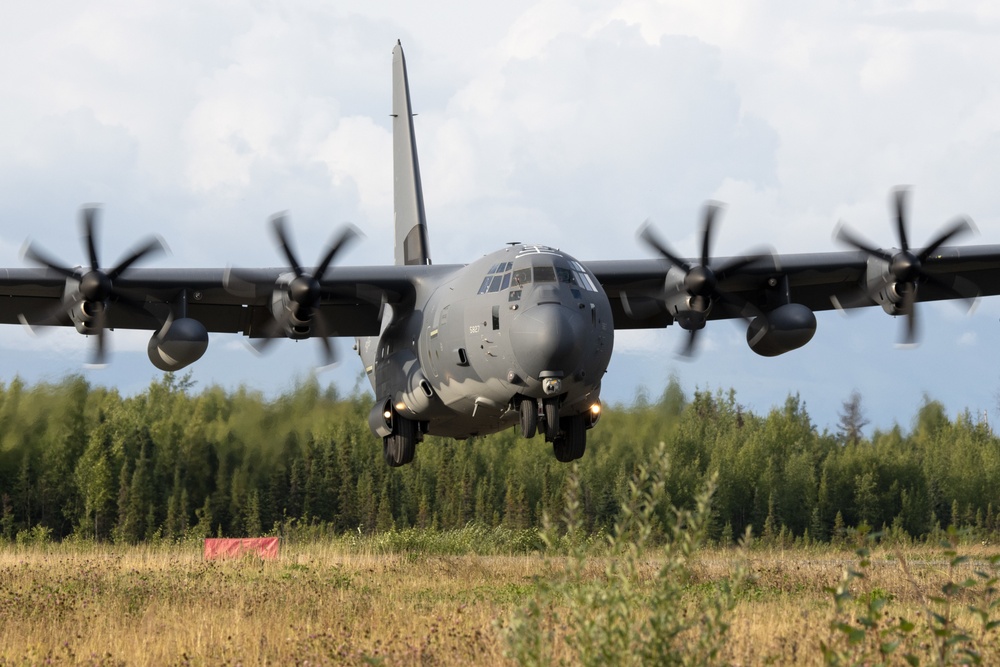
[477,261,514,295]
[533,266,556,282]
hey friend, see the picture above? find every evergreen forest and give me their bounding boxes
[0,373,998,546]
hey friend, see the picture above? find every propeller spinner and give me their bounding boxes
[833,187,978,346]
[20,206,166,366]
[639,203,774,357]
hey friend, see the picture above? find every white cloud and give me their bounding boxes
[0,1,998,430]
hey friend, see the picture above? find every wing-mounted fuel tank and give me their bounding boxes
[746,303,816,357]
[147,317,209,371]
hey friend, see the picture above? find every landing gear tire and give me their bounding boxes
[564,414,587,460]
[520,399,537,438]
[384,417,418,467]
[553,414,586,462]
[552,435,573,462]
[543,399,560,441]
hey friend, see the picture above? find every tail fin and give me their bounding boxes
[392,41,431,266]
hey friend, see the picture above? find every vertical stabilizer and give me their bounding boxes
[392,41,431,266]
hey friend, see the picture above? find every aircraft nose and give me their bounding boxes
[509,303,586,377]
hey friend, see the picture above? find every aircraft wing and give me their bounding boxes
[585,244,1000,330]
[0,264,457,337]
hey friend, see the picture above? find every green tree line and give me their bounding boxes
[0,373,998,545]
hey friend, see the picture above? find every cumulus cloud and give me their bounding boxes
[0,1,998,429]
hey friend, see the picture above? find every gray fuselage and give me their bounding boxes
[357,244,614,438]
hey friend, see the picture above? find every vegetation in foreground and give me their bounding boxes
[2,449,999,665]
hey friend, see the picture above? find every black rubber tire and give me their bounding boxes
[560,414,587,460]
[384,418,417,466]
[544,399,560,441]
[552,436,574,462]
[520,399,537,438]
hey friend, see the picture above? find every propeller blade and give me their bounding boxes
[81,207,101,271]
[249,315,287,355]
[917,216,974,262]
[19,296,75,331]
[21,243,78,279]
[893,187,911,252]
[899,282,918,346]
[700,203,721,267]
[86,308,109,368]
[715,247,777,281]
[271,214,304,277]
[313,316,336,367]
[108,237,167,280]
[638,222,692,272]
[716,291,763,324]
[834,222,893,261]
[223,266,266,300]
[315,225,361,279]
[678,328,700,359]
[920,271,980,312]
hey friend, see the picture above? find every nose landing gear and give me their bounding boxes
[552,414,586,462]
[517,395,587,462]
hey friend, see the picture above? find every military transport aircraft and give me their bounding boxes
[2,41,998,467]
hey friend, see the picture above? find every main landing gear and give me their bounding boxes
[517,397,587,463]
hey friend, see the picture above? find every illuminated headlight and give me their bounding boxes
[585,401,602,428]
[542,378,563,395]
[383,409,393,421]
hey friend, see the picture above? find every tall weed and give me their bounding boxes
[822,529,1000,665]
[504,443,746,666]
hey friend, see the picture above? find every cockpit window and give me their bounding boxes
[555,267,576,285]
[533,266,556,282]
[479,258,598,295]
[566,261,598,291]
[477,261,515,294]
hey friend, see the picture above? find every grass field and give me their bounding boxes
[1,538,998,666]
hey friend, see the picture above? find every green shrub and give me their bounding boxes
[822,529,1000,665]
[503,443,747,666]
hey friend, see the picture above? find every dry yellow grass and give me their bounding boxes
[0,542,997,665]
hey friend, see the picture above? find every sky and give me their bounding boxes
[0,1,999,435]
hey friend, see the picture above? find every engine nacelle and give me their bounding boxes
[69,299,103,335]
[746,304,816,357]
[147,317,209,371]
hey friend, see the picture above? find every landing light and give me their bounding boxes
[383,409,393,420]
[586,400,602,429]
[394,401,407,412]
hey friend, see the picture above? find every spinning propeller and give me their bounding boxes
[639,203,774,357]
[237,214,359,367]
[20,207,165,366]
[833,187,978,346]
